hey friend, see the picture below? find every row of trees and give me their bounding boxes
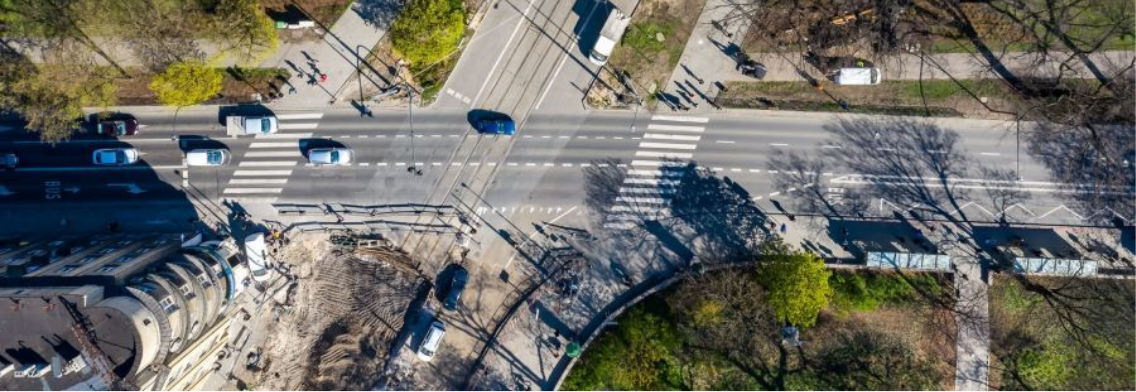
[563,258,948,390]
[0,0,276,142]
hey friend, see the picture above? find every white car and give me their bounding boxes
[243,116,278,135]
[92,148,139,166]
[185,149,231,167]
[308,148,353,166]
[830,67,882,85]
[417,321,446,361]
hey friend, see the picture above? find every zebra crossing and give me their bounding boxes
[604,115,708,229]
[221,112,323,200]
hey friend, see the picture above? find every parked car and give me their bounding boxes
[92,148,139,166]
[443,266,469,312]
[589,7,631,66]
[185,149,231,167]
[0,152,17,171]
[244,233,272,283]
[307,148,353,166]
[96,118,139,136]
[829,67,882,85]
[474,119,516,135]
[417,321,446,361]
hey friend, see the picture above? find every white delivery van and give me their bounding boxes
[589,7,632,66]
[243,233,272,282]
[831,67,882,85]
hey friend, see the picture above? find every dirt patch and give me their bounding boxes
[718,79,1025,119]
[251,233,423,391]
[591,0,707,109]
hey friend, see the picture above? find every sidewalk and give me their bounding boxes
[657,0,752,114]
[466,207,1136,391]
[266,1,398,110]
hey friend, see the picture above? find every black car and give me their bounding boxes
[443,266,469,312]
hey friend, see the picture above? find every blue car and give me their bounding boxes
[443,266,469,312]
[475,119,516,135]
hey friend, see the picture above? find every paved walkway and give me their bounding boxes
[656,0,752,115]
[267,1,398,110]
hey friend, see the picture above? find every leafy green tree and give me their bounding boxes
[389,0,464,66]
[757,242,832,328]
[213,0,278,64]
[562,305,683,390]
[0,59,117,143]
[149,61,222,107]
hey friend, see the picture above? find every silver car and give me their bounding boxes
[307,148,353,166]
[92,148,139,166]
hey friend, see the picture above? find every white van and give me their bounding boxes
[417,321,446,361]
[243,233,272,282]
[831,67,882,85]
[589,7,632,66]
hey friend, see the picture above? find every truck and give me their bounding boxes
[225,115,279,137]
[589,7,632,66]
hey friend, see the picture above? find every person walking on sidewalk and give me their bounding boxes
[319,73,328,84]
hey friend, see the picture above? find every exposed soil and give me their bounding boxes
[252,234,423,391]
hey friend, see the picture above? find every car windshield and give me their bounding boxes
[207,151,222,164]
[114,122,126,135]
[592,52,609,63]
[261,119,271,133]
[330,151,340,162]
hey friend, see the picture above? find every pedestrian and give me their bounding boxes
[319,73,328,84]
[780,223,787,234]
[288,84,297,94]
[336,215,344,223]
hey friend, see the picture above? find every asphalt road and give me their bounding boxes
[1,106,1108,231]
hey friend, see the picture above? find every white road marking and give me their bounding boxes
[627,169,684,177]
[233,170,293,176]
[256,133,312,139]
[249,142,296,148]
[244,151,301,158]
[981,152,1001,156]
[647,124,705,133]
[223,188,284,194]
[635,151,693,158]
[638,142,698,150]
[631,160,687,167]
[770,143,789,147]
[238,161,297,167]
[277,123,320,130]
[229,179,289,185]
[619,187,676,195]
[623,178,682,186]
[650,115,710,123]
[616,196,667,204]
[716,140,736,144]
[276,113,324,120]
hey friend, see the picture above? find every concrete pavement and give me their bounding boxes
[267,1,399,109]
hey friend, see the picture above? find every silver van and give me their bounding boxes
[831,67,882,85]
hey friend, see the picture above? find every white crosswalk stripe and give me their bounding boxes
[638,142,698,150]
[256,133,313,139]
[221,111,324,196]
[644,133,701,141]
[249,142,298,148]
[278,123,320,130]
[635,151,694,159]
[238,161,297,167]
[228,178,289,185]
[233,170,293,176]
[244,151,302,158]
[276,113,324,120]
[605,115,708,230]
[646,124,705,133]
[223,188,284,194]
[650,115,710,123]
